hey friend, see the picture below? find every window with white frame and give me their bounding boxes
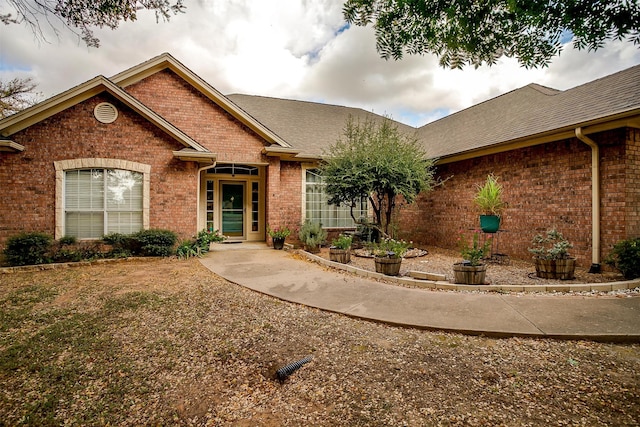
[305,169,367,228]
[64,169,143,238]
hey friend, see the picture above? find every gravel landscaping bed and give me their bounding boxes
[1,257,639,426]
[315,245,631,289]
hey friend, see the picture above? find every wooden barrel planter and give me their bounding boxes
[329,248,351,264]
[453,263,487,285]
[374,257,402,276]
[534,258,576,280]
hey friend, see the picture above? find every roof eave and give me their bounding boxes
[0,76,108,137]
[0,138,25,152]
[172,149,217,165]
[0,75,210,154]
[436,110,640,165]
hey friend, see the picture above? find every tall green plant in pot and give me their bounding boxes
[299,220,327,253]
[474,174,505,233]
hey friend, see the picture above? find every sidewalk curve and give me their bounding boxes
[199,243,640,343]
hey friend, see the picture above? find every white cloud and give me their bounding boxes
[1,0,639,127]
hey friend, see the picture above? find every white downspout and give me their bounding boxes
[575,127,601,273]
[196,162,216,232]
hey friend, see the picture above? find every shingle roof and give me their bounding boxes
[228,65,640,161]
[417,64,640,158]
[227,94,416,158]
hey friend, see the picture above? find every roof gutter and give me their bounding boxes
[575,127,601,273]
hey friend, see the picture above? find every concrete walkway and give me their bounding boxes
[199,243,640,342]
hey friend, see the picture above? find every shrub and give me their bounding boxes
[102,233,134,258]
[299,220,327,252]
[195,229,225,253]
[458,230,491,266]
[355,221,380,244]
[51,247,83,263]
[369,238,410,259]
[51,241,106,263]
[131,229,177,257]
[102,232,131,248]
[267,225,291,239]
[58,235,77,245]
[176,240,199,259]
[606,237,640,279]
[528,228,573,260]
[331,234,353,250]
[3,232,53,266]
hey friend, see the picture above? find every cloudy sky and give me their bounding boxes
[1,0,639,127]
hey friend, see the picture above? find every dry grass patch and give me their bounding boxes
[1,258,639,426]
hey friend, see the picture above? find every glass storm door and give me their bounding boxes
[221,183,244,237]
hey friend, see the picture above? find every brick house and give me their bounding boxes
[1,53,638,269]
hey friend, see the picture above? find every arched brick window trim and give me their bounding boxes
[54,158,151,239]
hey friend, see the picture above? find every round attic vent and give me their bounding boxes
[94,102,118,124]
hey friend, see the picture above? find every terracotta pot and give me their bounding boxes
[534,258,576,280]
[329,247,351,264]
[375,257,402,276]
[453,262,487,285]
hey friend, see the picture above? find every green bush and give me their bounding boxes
[176,241,199,259]
[102,233,134,258]
[51,241,106,263]
[58,235,77,246]
[102,232,131,248]
[194,229,225,253]
[299,220,327,252]
[331,234,353,250]
[3,232,53,266]
[606,237,640,279]
[131,229,177,257]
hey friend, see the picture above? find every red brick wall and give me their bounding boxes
[125,70,268,164]
[398,130,632,266]
[0,94,198,247]
[626,128,640,238]
[0,70,294,250]
[265,160,303,245]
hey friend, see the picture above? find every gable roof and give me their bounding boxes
[418,65,640,162]
[110,53,293,150]
[227,94,416,158]
[0,75,211,157]
[3,53,638,163]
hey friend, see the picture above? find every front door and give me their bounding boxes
[221,183,245,238]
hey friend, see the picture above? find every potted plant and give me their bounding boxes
[474,174,506,233]
[197,228,226,252]
[372,238,410,276]
[330,234,353,264]
[298,220,327,253]
[453,230,491,284]
[267,225,291,250]
[528,228,576,280]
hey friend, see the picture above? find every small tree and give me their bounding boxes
[1,77,42,118]
[321,116,436,237]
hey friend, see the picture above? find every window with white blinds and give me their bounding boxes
[64,169,143,238]
[305,169,367,228]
